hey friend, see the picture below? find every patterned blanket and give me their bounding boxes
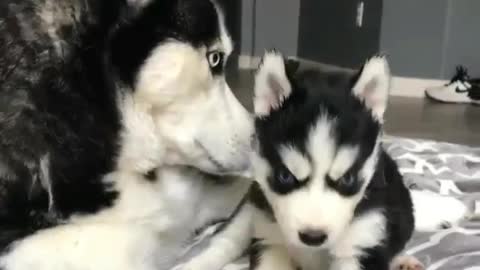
[384,136,480,270]
[180,136,480,270]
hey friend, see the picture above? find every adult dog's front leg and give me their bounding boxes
[175,202,253,270]
[0,222,170,270]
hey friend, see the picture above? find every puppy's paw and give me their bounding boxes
[390,255,424,270]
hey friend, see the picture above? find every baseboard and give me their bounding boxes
[390,77,447,98]
[238,55,447,98]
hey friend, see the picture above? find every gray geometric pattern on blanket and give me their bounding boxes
[383,136,480,270]
[178,136,480,270]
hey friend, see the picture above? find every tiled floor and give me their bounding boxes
[228,69,480,146]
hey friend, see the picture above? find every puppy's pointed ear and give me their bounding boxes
[352,55,391,121]
[254,51,293,117]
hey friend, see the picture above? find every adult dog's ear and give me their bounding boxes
[352,55,391,121]
[254,51,293,117]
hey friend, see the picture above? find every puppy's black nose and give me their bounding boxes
[298,230,327,246]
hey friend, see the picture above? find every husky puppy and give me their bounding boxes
[0,0,253,269]
[248,52,468,270]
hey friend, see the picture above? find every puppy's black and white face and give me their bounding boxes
[111,0,253,176]
[252,52,391,249]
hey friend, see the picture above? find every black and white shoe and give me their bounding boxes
[425,66,480,104]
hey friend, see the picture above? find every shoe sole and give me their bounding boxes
[425,90,480,106]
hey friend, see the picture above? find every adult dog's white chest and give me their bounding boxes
[0,168,249,270]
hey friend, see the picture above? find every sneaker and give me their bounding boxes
[425,66,480,104]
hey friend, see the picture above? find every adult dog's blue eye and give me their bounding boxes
[207,51,224,68]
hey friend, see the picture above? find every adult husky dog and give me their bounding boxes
[0,0,252,269]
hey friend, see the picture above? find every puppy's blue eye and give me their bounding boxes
[340,175,355,186]
[269,167,305,194]
[325,173,362,197]
[277,169,297,185]
[326,174,356,187]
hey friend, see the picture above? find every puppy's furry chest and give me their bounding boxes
[252,204,387,270]
[289,248,330,270]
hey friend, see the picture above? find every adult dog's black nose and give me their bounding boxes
[298,230,327,246]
